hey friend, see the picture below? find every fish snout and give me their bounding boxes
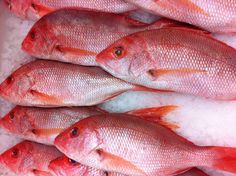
[3,0,12,10]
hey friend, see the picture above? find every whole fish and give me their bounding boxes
[55,113,236,176]
[97,27,236,100]
[124,0,236,33]
[0,106,104,145]
[0,60,151,106]
[0,141,62,176]
[49,156,125,176]
[22,9,175,66]
[4,0,136,20]
[179,168,208,176]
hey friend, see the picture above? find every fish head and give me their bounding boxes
[0,107,34,135]
[3,0,40,20]
[0,141,34,174]
[22,20,57,59]
[55,117,101,162]
[96,34,151,77]
[49,156,88,176]
[0,68,35,104]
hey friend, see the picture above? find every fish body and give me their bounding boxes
[49,156,125,176]
[55,113,236,176]
[179,168,208,176]
[0,141,62,176]
[4,0,136,20]
[22,9,173,66]
[0,60,145,106]
[0,106,104,145]
[97,27,236,100]
[124,0,236,33]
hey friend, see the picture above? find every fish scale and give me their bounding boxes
[55,114,225,176]
[22,9,171,66]
[5,0,137,20]
[0,60,146,107]
[0,106,104,145]
[124,0,236,33]
[97,28,236,100]
[0,141,62,176]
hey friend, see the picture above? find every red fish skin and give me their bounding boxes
[0,141,62,176]
[178,168,209,176]
[0,106,104,145]
[4,0,137,20]
[124,0,236,34]
[0,60,144,107]
[49,156,126,176]
[54,113,236,176]
[21,9,173,66]
[97,27,236,100]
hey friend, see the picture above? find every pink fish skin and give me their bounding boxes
[3,0,136,20]
[179,168,209,176]
[0,106,104,145]
[0,60,150,106]
[21,9,175,66]
[97,27,236,100]
[0,141,62,176]
[49,156,126,176]
[55,113,236,176]
[124,0,236,34]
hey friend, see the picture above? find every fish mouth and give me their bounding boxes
[4,0,12,10]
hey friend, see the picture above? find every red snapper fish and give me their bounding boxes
[179,168,208,176]
[124,0,236,34]
[0,104,177,146]
[0,106,104,145]
[97,27,236,100]
[22,9,175,66]
[0,141,62,176]
[0,60,151,106]
[55,114,236,176]
[49,156,126,176]
[4,0,136,20]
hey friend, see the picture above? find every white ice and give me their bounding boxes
[0,1,236,176]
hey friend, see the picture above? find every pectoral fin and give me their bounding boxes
[31,128,64,136]
[55,45,97,56]
[29,90,63,105]
[96,149,147,176]
[148,68,207,78]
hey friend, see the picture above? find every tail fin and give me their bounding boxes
[210,147,236,173]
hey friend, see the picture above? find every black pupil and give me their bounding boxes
[31,3,36,9]
[9,112,14,120]
[69,159,77,164]
[11,149,19,158]
[30,32,36,40]
[71,127,78,137]
[115,47,123,56]
[6,76,14,84]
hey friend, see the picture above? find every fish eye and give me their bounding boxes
[70,127,79,138]
[9,112,14,120]
[11,148,19,158]
[113,46,125,59]
[31,3,36,9]
[6,76,14,84]
[30,31,36,40]
[68,158,78,165]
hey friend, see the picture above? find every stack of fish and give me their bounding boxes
[0,0,236,176]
